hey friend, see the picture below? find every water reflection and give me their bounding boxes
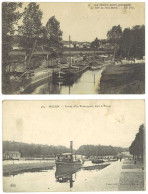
[55,171,76,188]
[31,69,103,94]
[3,162,111,192]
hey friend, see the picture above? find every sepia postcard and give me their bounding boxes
[3,100,145,191]
[2,2,145,94]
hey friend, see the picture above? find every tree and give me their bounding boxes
[120,25,145,58]
[107,25,122,60]
[130,25,145,58]
[3,141,70,157]
[77,144,124,157]
[129,124,145,161]
[91,37,100,49]
[120,28,132,57]
[2,2,22,93]
[45,16,63,49]
[19,3,43,51]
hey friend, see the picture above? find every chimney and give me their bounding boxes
[70,141,73,154]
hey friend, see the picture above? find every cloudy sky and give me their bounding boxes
[3,100,145,149]
[18,2,145,42]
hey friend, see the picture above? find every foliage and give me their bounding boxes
[2,2,22,66]
[45,16,63,48]
[107,25,122,46]
[129,124,145,160]
[3,141,128,158]
[107,25,145,59]
[107,25,122,59]
[2,2,22,93]
[77,145,127,156]
[120,25,145,58]
[3,141,70,157]
[91,37,100,49]
[19,2,43,51]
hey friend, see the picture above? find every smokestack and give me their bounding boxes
[70,141,73,154]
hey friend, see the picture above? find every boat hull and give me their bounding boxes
[55,161,82,175]
[52,65,89,85]
[92,159,104,164]
[90,65,103,70]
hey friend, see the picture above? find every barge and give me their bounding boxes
[52,64,89,85]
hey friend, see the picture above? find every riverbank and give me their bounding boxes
[72,159,145,191]
[2,66,57,94]
[72,160,123,191]
[119,159,145,191]
[3,162,55,176]
[100,63,145,94]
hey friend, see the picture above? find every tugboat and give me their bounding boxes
[55,141,82,175]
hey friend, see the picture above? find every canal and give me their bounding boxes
[3,161,111,192]
[31,68,104,94]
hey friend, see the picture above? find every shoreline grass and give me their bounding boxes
[3,162,55,176]
[100,63,145,94]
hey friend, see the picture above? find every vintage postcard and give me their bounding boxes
[3,100,145,191]
[2,2,145,94]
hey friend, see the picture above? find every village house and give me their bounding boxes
[3,151,21,160]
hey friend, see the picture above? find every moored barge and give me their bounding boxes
[52,64,89,84]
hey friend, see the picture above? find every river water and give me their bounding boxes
[31,69,103,94]
[3,159,55,165]
[3,162,110,192]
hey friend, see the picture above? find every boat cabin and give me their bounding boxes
[56,153,74,162]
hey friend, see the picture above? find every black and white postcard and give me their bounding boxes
[2,100,145,191]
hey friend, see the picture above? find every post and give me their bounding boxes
[70,141,73,154]
[94,74,95,85]
[47,54,48,67]
[70,141,73,162]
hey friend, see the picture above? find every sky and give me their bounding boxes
[3,100,145,149]
[18,2,145,42]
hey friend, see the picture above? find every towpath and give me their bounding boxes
[119,159,145,191]
[73,158,145,191]
[73,160,123,191]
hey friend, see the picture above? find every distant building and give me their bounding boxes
[63,42,74,48]
[89,155,116,160]
[3,151,21,160]
[83,43,91,49]
[97,155,115,159]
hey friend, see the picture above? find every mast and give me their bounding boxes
[69,35,71,67]
[70,141,73,154]
[70,141,73,161]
